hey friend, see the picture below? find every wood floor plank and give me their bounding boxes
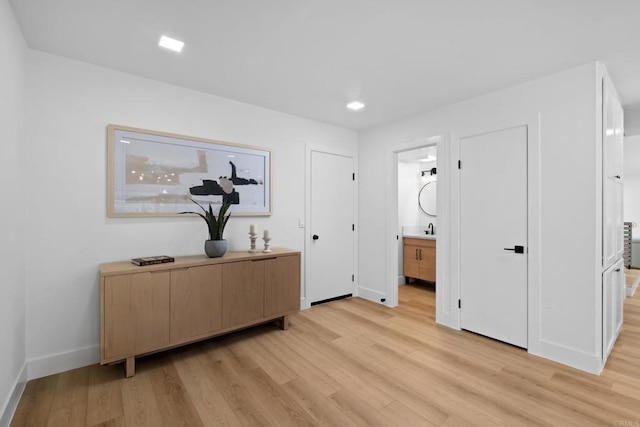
[379,400,439,427]
[146,358,204,427]
[119,363,165,427]
[47,402,86,427]
[280,377,355,426]
[328,388,397,427]
[50,367,89,412]
[86,364,124,426]
[257,328,343,397]
[11,283,640,426]
[200,350,279,426]
[234,367,316,426]
[10,385,55,426]
[172,348,242,427]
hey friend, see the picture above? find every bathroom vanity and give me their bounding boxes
[403,235,436,283]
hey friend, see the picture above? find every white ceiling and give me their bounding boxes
[9,0,640,131]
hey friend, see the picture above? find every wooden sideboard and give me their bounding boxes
[403,237,436,283]
[100,248,300,377]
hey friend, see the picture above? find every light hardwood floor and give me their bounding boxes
[11,283,640,426]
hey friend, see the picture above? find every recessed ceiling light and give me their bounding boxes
[159,35,184,53]
[346,101,365,111]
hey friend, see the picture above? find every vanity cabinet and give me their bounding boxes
[403,237,436,282]
[100,249,300,376]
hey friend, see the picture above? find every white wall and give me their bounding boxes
[359,63,604,373]
[0,0,27,422]
[624,135,640,267]
[624,104,640,137]
[397,161,418,277]
[624,135,640,229]
[398,161,419,228]
[23,51,357,378]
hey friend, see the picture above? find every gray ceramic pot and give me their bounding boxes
[204,239,227,258]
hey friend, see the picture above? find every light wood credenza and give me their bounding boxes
[100,248,301,377]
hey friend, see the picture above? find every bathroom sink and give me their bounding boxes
[403,232,436,240]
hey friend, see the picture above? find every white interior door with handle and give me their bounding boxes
[308,150,355,305]
[460,126,528,348]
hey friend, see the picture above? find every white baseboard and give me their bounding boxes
[397,275,405,285]
[27,344,99,381]
[0,363,27,427]
[357,286,388,305]
[538,340,602,375]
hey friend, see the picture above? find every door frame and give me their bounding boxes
[305,142,358,309]
[385,135,445,309]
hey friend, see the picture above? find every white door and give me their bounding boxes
[460,126,528,348]
[602,260,624,361]
[308,151,355,305]
[603,77,624,268]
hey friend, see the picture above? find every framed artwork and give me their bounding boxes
[107,124,271,217]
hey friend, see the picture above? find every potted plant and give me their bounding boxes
[180,199,232,257]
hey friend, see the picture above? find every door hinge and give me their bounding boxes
[352,224,355,231]
[352,173,355,181]
[352,274,355,282]
[396,235,399,240]
[458,299,461,309]
[458,160,461,169]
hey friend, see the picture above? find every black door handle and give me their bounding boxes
[312,234,319,240]
[504,245,525,254]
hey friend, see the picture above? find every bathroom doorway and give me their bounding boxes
[397,145,438,315]
[386,135,444,311]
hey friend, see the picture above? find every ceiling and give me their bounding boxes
[9,0,640,131]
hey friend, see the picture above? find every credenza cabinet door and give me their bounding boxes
[264,255,301,317]
[103,271,170,359]
[222,260,265,328]
[170,265,222,344]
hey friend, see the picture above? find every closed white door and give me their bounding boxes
[308,151,355,305]
[603,77,625,267]
[460,126,528,348]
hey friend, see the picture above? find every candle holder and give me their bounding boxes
[262,236,272,253]
[249,232,258,253]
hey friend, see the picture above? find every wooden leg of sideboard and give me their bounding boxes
[279,315,289,330]
[125,357,135,378]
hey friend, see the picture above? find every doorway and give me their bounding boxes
[397,146,438,305]
[386,135,444,309]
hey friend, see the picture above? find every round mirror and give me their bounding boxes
[418,181,437,217]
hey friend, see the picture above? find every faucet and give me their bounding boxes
[427,223,434,235]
